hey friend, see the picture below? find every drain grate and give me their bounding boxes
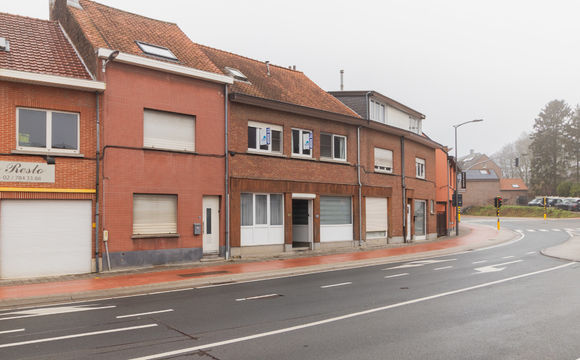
[178,270,229,278]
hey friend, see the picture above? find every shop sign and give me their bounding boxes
[0,161,55,183]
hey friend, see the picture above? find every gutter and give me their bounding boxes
[0,69,105,92]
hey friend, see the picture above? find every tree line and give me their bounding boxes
[492,100,580,197]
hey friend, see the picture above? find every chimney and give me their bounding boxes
[292,65,296,71]
[265,61,270,76]
[470,149,474,155]
[340,69,344,91]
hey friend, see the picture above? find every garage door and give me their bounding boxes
[0,200,92,279]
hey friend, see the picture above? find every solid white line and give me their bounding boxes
[0,324,157,349]
[384,273,409,279]
[320,282,352,289]
[116,309,174,319]
[129,262,575,360]
[502,256,515,259]
[0,329,25,335]
[472,260,487,264]
[235,294,280,302]
[434,266,453,271]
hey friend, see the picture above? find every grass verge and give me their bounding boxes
[463,205,579,218]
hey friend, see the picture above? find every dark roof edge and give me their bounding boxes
[329,90,425,120]
[230,93,443,150]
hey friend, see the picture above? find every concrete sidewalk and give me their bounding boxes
[0,223,515,309]
[542,230,580,262]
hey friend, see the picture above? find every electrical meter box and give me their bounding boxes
[193,223,202,235]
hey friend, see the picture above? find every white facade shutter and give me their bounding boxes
[144,109,195,151]
[366,197,387,232]
[320,196,352,225]
[133,194,177,235]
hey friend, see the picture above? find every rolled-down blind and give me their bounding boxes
[133,194,177,234]
[144,109,195,152]
[320,196,351,225]
[366,197,387,232]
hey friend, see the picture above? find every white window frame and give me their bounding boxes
[320,133,347,161]
[409,117,422,134]
[416,158,426,179]
[247,121,283,154]
[374,147,393,174]
[16,107,80,154]
[241,193,284,227]
[291,128,313,157]
[370,100,385,123]
[143,109,195,152]
[132,194,178,236]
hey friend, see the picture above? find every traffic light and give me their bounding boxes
[497,196,502,208]
[494,197,498,208]
[514,158,519,167]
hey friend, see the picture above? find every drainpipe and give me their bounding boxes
[95,92,100,273]
[446,156,450,235]
[401,136,407,243]
[357,126,362,247]
[224,85,230,260]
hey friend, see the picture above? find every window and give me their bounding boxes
[133,194,177,235]
[409,117,422,134]
[320,196,352,225]
[247,122,282,154]
[17,108,79,153]
[225,67,249,83]
[241,193,284,226]
[144,109,195,152]
[370,100,385,123]
[320,133,346,161]
[430,200,435,214]
[136,41,177,60]
[416,158,425,179]
[374,148,393,173]
[292,129,312,157]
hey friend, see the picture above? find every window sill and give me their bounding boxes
[319,157,349,165]
[374,170,394,175]
[132,233,180,239]
[246,150,286,158]
[12,149,84,158]
[291,154,315,161]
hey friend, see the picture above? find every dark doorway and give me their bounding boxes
[292,199,311,248]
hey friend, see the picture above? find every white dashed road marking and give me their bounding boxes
[527,229,536,232]
[320,282,352,289]
[0,329,25,335]
[116,309,174,319]
[472,260,487,264]
[434,266,453,271]
[236,294,280,302]
[502,256,515,259]
[384,273,409,279]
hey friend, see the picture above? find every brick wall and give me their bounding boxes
[462,180,500,208]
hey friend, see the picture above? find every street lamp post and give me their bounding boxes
[453,119,483,236]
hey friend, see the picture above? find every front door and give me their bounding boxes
[202,196,220,254]
[414,200,426,240]
[292,199,312,248]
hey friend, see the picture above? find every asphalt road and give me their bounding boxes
[1,217,579,360]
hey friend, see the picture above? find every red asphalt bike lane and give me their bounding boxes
[0,223,499,301]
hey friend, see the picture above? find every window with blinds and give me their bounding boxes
[374,148,393,173]
[143,109,195,152]
[320,196,352,225]
[133,194,177,235]
[366,197,387,238]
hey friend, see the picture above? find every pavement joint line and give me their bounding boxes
[0,324,158,349]
[129,262,576,360]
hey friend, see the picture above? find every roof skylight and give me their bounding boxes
[0,37,9,52]
[136,41,177,60]
[512,184,520,188]
[225,67,249,82]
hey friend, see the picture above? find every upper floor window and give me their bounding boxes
[374,148,393,173]
[144,109,195,152]
[409,117,422,134]
[320,133,346,161]
[17,108,79,154]
[292,129,312,157]
[416,158,425,179]
[247,121,282,154]
[370,100,385,123]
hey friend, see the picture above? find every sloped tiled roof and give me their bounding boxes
[0,12,91,79]
[67,0,222,74]
[198,44,360,117]
[500,178,528,191]
[465,169,499,181]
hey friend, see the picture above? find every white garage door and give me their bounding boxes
[0,200,92,279]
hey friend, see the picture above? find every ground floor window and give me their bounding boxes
[366,197,388,238]
[133,194,177,235]
[320,196,353,242]
[241,193,284,246]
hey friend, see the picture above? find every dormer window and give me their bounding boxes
[136,41,177,60]
[225,67,250,83]
[0,37,9,52]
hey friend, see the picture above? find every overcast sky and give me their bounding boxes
[4,1,580,156]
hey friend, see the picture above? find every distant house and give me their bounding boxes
[459,150,528,207]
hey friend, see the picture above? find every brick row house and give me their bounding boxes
[0,0,449,278]
[0,12,104,278]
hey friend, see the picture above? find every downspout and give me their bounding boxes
[446,156,450,235]
[357,126,362,247]
[95,92,100,273]
[401,136,407,243]
[224,84,230,260]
